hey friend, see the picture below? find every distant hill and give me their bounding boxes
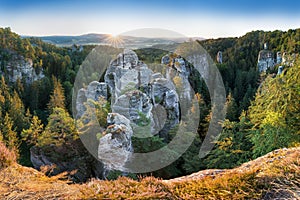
[22,33,205,49]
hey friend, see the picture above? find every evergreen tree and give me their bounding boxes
[47,77,65,112]
[38,107,77,147]
[21,115,44,145]
[9,90,27,132]
[2,113,19,156]
[204,112,253,169]
[0,76,10,112]
[13,78,24,100]
[226,92,238,121]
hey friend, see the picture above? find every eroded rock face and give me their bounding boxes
[105,50,153,104]
[112,90,153,123]
[86,81,107,101]
[0,53,44,83]
[257,49,275,72]
[76,81,108,118]
[98,113,133,171]
[161,54,192,101]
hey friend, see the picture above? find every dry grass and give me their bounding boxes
[0,147,299,199]
[0,164,82,199]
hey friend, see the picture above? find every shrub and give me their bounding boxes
[0,141,16,169]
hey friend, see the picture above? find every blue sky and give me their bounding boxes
[0,0,300,38]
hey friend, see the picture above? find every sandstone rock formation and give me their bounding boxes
[276,51,282,64]
[277,66,284,75]
[103,50,181,140]
[98,113,133,171]
[76,81,108,118]
[257,44,298,73]
[216,51,222,64]
[257,43,275,72]
[76,49,182,172]
[0,52,44,83]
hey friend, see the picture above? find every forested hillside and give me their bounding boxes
[0,27,299,182]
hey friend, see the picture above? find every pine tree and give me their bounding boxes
[13,78,24,100]
[0,76,10,112]
[47,76,66,112]
[2,113,19,156]
[21,115,44,145]
[9,90,27,132]
[204,111,253,169]
[226,93,238,121]
[38,107,77,146]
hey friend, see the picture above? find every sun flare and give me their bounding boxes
[105,34,124,48]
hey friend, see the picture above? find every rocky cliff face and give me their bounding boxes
[0,52,44,83]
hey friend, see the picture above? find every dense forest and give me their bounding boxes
[0,27,299,181]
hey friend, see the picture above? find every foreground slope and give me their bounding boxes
[0,147,299,199]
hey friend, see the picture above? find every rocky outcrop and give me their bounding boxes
[277,66,284,75]
[30,140,104,182]
[150,77,179,138]
[257,43,275,72]
[257,43,298,72]
[161,54,191,102]
[112,90,153,123]
[105,49,153,104]
[76,49,182,172]
[98,113,133,171]
[103,50,180,140]
[216,51,222,64]
[276,51,282,64]
[0,52,44,83]
[76,81,108,118]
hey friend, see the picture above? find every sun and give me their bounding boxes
[105,34,124,48]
